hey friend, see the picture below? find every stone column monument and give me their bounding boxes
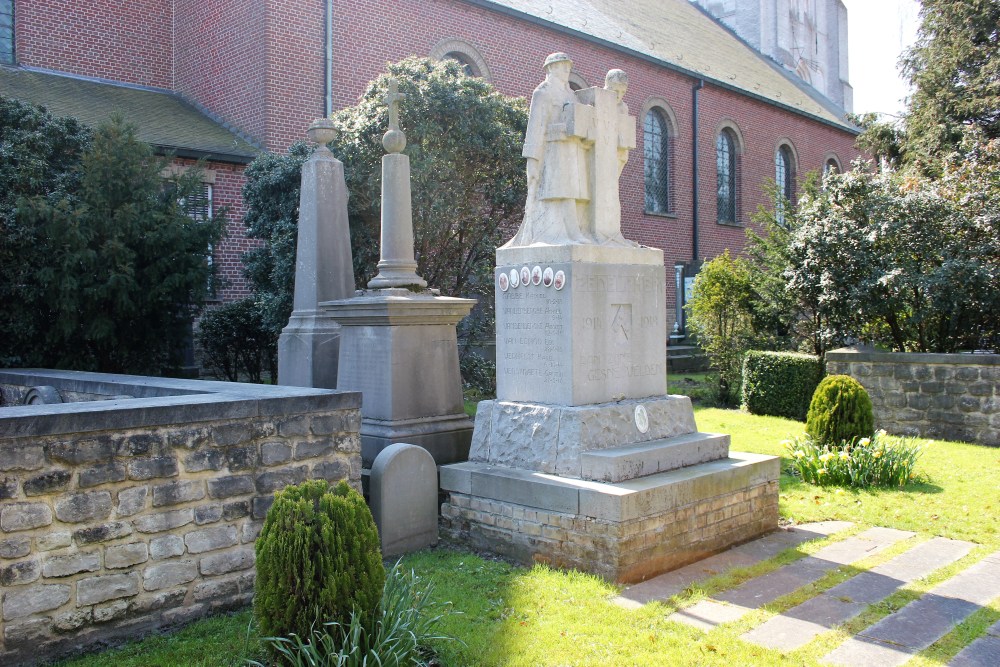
[278,118,356,388]
[323,79,475,469]
[440,55,779,583]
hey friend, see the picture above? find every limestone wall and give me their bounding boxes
[0,371,361,665]
[826,350,999,446]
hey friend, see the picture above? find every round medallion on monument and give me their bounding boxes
[634,404,650,433]
[553,270,566,290]
[520,266,531,286]
[509,268,520,288]
[542,267,554,287]
[498,272,509,292]
[531,266,542,285]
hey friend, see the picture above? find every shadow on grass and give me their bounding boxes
[779,470,945,495]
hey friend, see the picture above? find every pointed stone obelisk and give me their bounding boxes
[323,78,475,468]
[277,118,356,389]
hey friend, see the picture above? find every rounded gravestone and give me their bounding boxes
[369,443,439,558]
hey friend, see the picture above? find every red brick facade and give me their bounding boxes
[12,0,860,315]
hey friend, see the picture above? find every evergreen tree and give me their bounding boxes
[14,114,224,373]
[0,97,91,365]
[902,0,1000,171]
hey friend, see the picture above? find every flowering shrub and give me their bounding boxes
[784,430,922,488]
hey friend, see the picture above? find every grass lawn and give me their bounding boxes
[54,407,1000,667]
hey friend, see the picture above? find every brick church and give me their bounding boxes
[1,0,860,326]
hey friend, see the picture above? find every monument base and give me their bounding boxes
[323,288,476,468]
[440,452,779,583]
[277,311,341,389]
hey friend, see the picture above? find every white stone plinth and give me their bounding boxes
[322,289,475,466]
[495,244,666,406]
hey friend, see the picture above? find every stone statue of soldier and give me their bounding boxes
[503,52,589,247]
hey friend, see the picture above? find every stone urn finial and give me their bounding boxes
[307,118,338,149]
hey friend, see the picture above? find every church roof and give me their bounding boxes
[474,0,857,132]
[0,66,260,163]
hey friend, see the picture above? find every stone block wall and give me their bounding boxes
[0,371,361,665]
[826,349,999,446]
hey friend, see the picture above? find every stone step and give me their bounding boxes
[666,527,916,631]
[742,536,975,651]
[823,549,1000,667]
[614,521,854,609]
[580,432,730,483]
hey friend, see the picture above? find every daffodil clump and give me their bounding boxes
[783,430,922,488]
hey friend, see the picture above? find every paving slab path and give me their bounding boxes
[948,618,1000,667]
[823,549,1000,667]
[666,527,915,631]
[614,521,854,609]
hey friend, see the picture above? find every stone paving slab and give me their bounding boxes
[742,537,974,651]
[667,527,913,630]
[824,549,1000,667]
[613,521,852,608]
[949,635,1000,667]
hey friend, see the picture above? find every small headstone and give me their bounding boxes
[369,443,438,557]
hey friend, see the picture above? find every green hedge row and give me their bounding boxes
[741,351,823,421]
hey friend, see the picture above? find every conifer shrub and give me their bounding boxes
[254,480,385,648]
[741,351,823,421]
[805,375,874,447]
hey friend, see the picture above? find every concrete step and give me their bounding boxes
[580,432,730,483]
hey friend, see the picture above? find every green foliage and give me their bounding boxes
[741,351,822,421]
[805,375,874,447]
[241,58,528,350]
[8,113,223,374]
[785,432,922,488]
[459,351,496,397]
[785,159,1000,353]
[902,0,1000,172]
[254,562,456,667]
[684,250,759,406]
[0,96,91,366]
[254,480,385,650]
[196,298,277,382]
[849,112,908,172]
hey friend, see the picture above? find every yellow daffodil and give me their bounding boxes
[839,451,850,461]
[859,437,871,447]
[793,450,805,459]
[819,452,833,463]
[873,450,882,459]
[818,468,827,475]
[780,440,793,447]
[876,429,887,437]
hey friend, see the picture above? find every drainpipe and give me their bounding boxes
[324,0,333,116]
[691,78,704,261]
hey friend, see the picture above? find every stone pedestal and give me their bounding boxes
[495,244,666,405]
[440,242,779,584]
[322,289,475,467]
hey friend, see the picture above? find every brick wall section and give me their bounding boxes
[0,376,362,665]
[441,479,778,583]
[16,0,173,89]
[173,0,269,147]
[826,350,1000,447]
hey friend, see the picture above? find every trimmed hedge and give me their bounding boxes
[741,351,823,421]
